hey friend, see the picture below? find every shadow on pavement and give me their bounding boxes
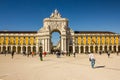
[94,65,105,69]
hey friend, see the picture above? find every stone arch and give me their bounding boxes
[3,46,6,53]
[104,46,107,53]
[18,46,21,53]
[109,46,112,51]
[118,45,120,52]
[50,30,61,52]
[85,46,88,53]
[114,46,116,52]
[100,46,102,51]
[13,46,16,52]
[81,46,84,53]
[23,46,26,53]
[37,10,74,53]
[28,46,31,53]
[69,46,73,53]
[75,46,79,53]
[95,46,98,53]
[90,46,93,53]
[33,46,36,52]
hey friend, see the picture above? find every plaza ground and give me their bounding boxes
[0,53,120,80]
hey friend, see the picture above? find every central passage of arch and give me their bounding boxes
[51,31,61,52]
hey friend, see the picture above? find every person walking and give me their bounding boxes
[43,51,47,57]
[73,52,76,57]
[39,52,43,61]
[89,52,95,68]
[107,51,110,58]
[11,51,15,59]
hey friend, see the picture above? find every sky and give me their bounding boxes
[0,0,120,45]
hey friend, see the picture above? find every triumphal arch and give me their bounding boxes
[37,9,74,53]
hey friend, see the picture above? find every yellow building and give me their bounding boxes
[73,31,120,53]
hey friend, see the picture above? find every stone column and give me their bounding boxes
[93,45,95,53]
[64,38,67,52]
[47,38,50,53]
[42,39,45,52]
[61,38,63,51]
[26,46,28,54]
[78,45,81,53]
[45,38,47,52]
[36,45,39,53]
[72,37,75,53]
[11,45,13,52]
[6,45,8,52]
[107,45,109,51]
[31,46,33,52]
[116,45,118,52]
[98,45,100,53]
[61,37,64,52]
[83,45,85,53]
[102,45,104,52]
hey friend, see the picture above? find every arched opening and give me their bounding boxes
[18,46,21,53]
[28,46,31,53]
[90,46,93,53]
[85,46,88,53]
[3,46,6,53]
[81,46,84,53]
[109,46,112,51]
[33,46,36,52]
[104,46,107,53]
[100,46,102,52]
[118,46,120,52]
[23,46,26,53]
[13,46,16,52]
[51,31,61,53]
[95,46,98,53]
[114,46,116,52]
[75,46,79,53]
[8,46,11,53]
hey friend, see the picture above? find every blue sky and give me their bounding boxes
[0,0,120,45]
[0,0,120,33]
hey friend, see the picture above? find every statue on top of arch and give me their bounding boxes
[50,9,61,18]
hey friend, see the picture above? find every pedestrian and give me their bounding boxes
[89,52,95,68]
[107,51,110,58]
[43,51,47,57]
[99,51,102,55]
[73,52,76,57]
[11,51,15,59]
[56,51,60,58]
[27,51,30,57]
[39,52,43,61]
[32,52,34,57]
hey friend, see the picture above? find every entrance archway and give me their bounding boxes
[37,9,74,53]
[51,31,61,53]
